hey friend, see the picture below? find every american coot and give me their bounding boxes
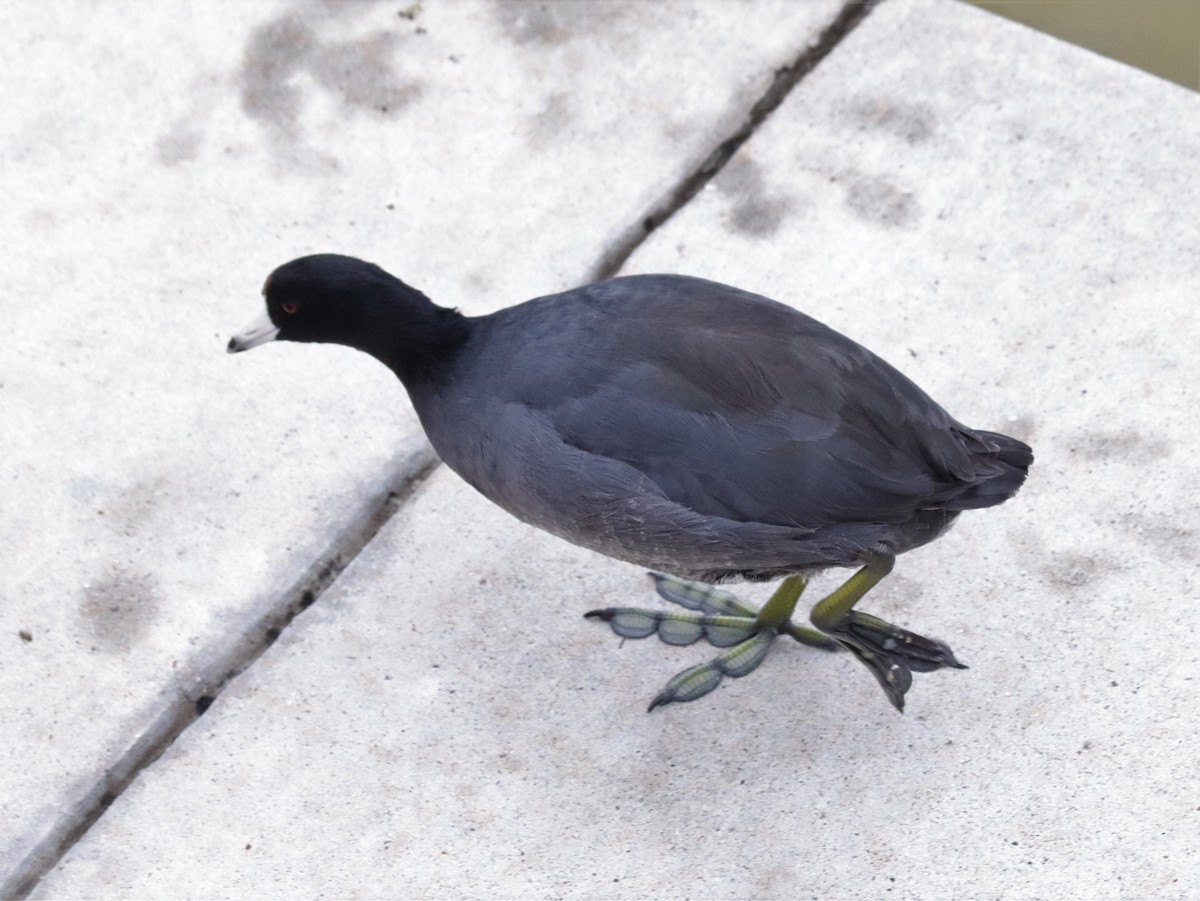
[229,254,1031,713]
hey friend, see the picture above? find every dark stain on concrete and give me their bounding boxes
[532,92,573,142]
[493,1,630,45]
[241,12,315,136]
[1070,429,1170,463]
[844,174,919,228]
[716,154,795,238]
[1118,512,1196,562]
[240,8,421,165]
[1044,552,1109,591]
[155,121,204,166]
[79,567,162,654]
[854,98,937,145]
[103,475,168,539]
[311,31,417,114]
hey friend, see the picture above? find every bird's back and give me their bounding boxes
[419,275,1030,575]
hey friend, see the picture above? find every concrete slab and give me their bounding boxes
[24,0,1200,897]
[0,0,847,883]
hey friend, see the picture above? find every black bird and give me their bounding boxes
[229,254,1031,712]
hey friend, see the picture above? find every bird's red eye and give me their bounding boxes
[281,302,298,314]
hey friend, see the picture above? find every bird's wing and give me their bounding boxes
[509,276,991,529]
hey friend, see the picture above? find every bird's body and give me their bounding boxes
[411,275,1026,582]
[230,254,1032,712]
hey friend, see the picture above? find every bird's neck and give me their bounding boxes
[358,294,471,387]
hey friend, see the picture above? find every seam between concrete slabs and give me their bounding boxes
[2,3,880,895]
[2,442,438,900]
[590,0,882,281]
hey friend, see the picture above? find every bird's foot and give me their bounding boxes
[647,573,758,618]
[586,562,967,714]
[824,611,967,713]
[646,629,776,711]
[583,607,778,711]
[584,574,837,711]
[584,573,763,648]
[582,606,762,648]
[804,552,966,712]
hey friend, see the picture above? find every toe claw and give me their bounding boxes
[842,643,913,712]
[845,611,966,673]
[645,631,776,713]
[585,608,659,640]
[647,662,724,711]
[828,612,967,712]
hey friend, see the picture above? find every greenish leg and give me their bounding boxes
[754,574,838,647]
[809,551,966,713]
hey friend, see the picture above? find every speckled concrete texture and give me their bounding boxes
[9,0,1200,897]
[0,0,845,887]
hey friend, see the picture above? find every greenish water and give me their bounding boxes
[967,0,1199,91]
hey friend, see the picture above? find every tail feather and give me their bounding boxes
[944,429,1033,511]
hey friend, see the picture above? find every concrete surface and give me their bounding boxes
[6,0,1200,897]
[0,0,847,889]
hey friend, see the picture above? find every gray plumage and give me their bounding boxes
[406,274,1028,581]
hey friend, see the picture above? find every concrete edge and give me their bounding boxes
[1,439,439,900]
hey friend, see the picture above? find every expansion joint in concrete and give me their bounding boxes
[590,0,881,281]
[1,443,440,900]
